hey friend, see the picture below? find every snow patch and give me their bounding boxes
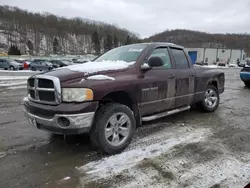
[0,81,26,87]
[0,70,35,73]
[7,85,27,90]
[64,60,135,74]
[62,177,71,181]
[0,151,7,158]
[195,65,229,69]
[0,76,30,80]
[77,127,211,181]
[87,75,115,81]
[77,124,250,188]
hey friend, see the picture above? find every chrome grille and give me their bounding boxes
[27,75,61,105]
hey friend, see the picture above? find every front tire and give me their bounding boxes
[199,85,219,112]
[90,103,136,154]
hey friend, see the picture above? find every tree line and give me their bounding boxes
[0,5,139,55]
[145,29,250,55]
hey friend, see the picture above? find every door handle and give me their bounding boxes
[168,75,175,79]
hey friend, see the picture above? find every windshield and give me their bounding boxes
[94,44,148,63]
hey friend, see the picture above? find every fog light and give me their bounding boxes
[57,117,70,128]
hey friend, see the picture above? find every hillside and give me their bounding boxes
[0,5,139,55]
[145,29,250,55]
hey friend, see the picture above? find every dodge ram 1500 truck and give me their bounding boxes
[23,43,225,154]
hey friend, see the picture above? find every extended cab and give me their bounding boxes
[23,43,225,154]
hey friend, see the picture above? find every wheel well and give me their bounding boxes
[209,81,218,89]
[100,91,136,111]
[99,91,140,125]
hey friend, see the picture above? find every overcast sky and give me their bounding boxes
[1,0,250,38]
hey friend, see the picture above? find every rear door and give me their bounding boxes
[35,62,41,70]
[41,62,49,70]
[170,48,195,107]
[138,47,176,115]
[32,61,40,70]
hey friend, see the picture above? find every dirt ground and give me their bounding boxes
[0,68,250,188]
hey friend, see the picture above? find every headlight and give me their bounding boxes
[62,88,94,102]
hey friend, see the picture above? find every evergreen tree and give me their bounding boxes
[27,40,34,55]
[104,34,113,52]
[91,31,100,54]
[125,35,132,45]
[8,45,21,55]
[53,37,59,54]
[113,34,118,48]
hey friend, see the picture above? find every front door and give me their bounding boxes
[170,48,195,107]
[138,47,176,116]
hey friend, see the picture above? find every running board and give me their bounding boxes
[142,106,191,122]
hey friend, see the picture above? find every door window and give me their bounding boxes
[171,48,189,69]
[2,60,8,65]
[148,48,172,69]
[41,62,47,66]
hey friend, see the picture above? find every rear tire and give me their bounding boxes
[244,81,250,88]
[90,103,136,154]
[199,85,219,112]
[31,67,36,71]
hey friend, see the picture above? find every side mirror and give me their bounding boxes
[147,56,164,67]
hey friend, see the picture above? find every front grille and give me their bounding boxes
[29,90,35,98]
[38,79,54,88]
[28,79,35,87]
[27,75,61,105]
[39,91,55,101]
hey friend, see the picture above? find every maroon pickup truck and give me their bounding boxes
[23,43,225,154]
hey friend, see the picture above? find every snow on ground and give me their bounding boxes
[0,76,28,90]
[64,60,135,74]
[77,124,250,188]
[0,81,26,86]
[87,75,115,81]
[0,70,34,73]
[78,127,210,179]
[0,76,30,80]
[195,65,242,69]
[7,85,27,89]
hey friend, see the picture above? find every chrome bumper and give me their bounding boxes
[24,108,95,135]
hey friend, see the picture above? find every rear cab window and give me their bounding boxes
[171,48,190,69]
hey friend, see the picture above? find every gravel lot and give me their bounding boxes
[0,68,250,188]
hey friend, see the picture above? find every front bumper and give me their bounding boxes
[23,97,97,135]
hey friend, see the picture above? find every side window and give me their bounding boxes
[148,48,171,69]
[171,48,189,69]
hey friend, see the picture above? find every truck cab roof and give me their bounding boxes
[131,42,184,49]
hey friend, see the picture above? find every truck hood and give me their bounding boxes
[43,60,135,82]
